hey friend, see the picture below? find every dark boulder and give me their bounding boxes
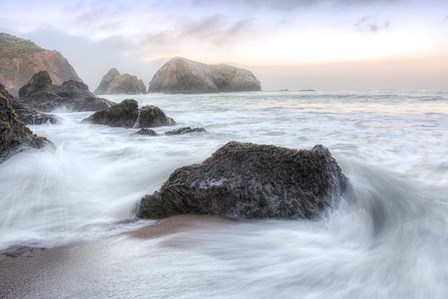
[17,71,115,112]
[1,82,58,125]
[137,142,347,220]
[133,128,157,136]
[139,105,176,128]
[84,99,176,128]
[165,126,207,135]
[0,92,51,162]
[18,70,54,98]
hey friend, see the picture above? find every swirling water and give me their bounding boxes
[1,90,448,298]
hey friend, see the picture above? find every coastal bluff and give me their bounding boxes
[0,33,82,96]
[148,57,261,94]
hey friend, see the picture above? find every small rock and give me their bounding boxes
[134,128,157,136]
[165,127,207,135]
[83,99,176,128]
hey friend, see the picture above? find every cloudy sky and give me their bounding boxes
[1,0,448,90]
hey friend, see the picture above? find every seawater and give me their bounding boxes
[1,90,448,298]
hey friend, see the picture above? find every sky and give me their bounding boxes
[1,0,448,90]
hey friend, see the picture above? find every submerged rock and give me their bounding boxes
[17,71,115,112]
[148,57,261,94]
[165,126,207,135]
[94,68,146,95]
[84,99,176,128]
[1,82,58,125]
[0,92,51,162]
[137,142,347,220]
[134,128,157,136]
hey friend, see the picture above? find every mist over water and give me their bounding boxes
[1,90,448,298]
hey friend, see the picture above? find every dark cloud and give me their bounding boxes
[356,16,390,33]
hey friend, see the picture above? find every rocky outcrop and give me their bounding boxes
[0,92,51,162]
[84,99,176,128]
[94,68,146,95]
[165,127,207,135]
[1,82,58,125]
[0,33,82,96]
[134,128,157,136]
[17,71,115,112]
[148,57,261,94]
[10,100,58,125]
[137,142,347,220]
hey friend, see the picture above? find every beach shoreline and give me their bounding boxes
[0,215,235,299]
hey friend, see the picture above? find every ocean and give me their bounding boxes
[1,90,448,298]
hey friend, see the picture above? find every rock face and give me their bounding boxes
[94,68,146,95]
[17,71,115,112]
[148,57,261,94]
[0,92,51,162]
[165,127,207,135]
[0,33,82,96]
[84,99,176,128]
[1,82,58,125]
[137,142,347,220]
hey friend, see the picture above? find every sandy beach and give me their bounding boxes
[0,215,240,299]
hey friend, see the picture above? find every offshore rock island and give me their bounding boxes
[94,68,146,95]
[148,57,261,94]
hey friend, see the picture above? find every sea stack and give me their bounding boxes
[94,68,146,95]
[0,33,82,96]
[148,57,261,94]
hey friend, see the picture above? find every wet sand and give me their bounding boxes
[0,215,240,299]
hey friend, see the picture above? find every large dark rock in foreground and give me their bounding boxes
[0,92,51,162]
[1,82,58,125]
[94,68,146,95]
[17,71,115,112]
[137,142,347,220]
[83,99,176,128]
[148,57,261,94]
[0,33,82,96]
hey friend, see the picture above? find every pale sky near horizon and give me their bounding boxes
[1,0,448,90]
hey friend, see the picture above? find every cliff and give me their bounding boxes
[0,33,82,95]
